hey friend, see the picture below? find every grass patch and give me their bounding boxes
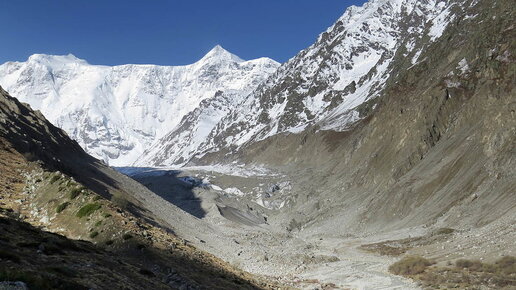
[89,231,99,239]
[69,188,81,199]
[76,203,101,218]
[361,243,409,256]
[390,256,516,288]
[111,194,130,209]
[389,256,432,275]
[0,268,87,289]
[56,202,70,213]
[495,256,516,275]
[361,229,455,257]
[433,228,455,235]
[94,220,102,227]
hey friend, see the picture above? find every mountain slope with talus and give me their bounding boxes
[195,0,515,245]
[0,46,279,166]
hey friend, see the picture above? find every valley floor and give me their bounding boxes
[119,165,515,289]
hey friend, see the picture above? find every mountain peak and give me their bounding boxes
[27,53,88,66]
[199,45,244,64]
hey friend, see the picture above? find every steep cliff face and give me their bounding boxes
[0,46,279,165]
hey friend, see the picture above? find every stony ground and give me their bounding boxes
[128,164,515,289]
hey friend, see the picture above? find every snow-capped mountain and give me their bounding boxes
[0,46,279,165]
[136,0,465,167]
[1,0,469,168]
[190,0,461,156]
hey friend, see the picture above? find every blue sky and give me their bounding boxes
[0,0,366,65]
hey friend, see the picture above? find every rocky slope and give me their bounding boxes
[0,46,279,165]
[226,0,516,234]
[1,0,514,288]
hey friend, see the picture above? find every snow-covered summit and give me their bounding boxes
[27,53,89,65]
[198,45,244,64]
[0,48,279,165]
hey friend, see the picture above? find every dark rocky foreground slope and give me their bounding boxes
[0,86,279,289]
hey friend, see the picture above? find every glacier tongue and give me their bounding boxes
[0,46,279,166]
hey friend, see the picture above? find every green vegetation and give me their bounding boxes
[433,228,455,235]
[76,203,101,218]
[455,256,516,275]
[56,202,70,213]
[89,231,99,239]
[69,188,81,199]
[111,194,129,209]
[496,256,516,275]
[122,233,133,240]
[94,220,102,227]
[389,256,432,275]
[390,256,516,288]
[102,213,112,218]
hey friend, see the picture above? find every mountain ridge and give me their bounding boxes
[0,46,279,166]
[139,0,463,166]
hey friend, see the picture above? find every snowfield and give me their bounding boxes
[0,46,279,166]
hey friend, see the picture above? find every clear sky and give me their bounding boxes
[0,0,366,66]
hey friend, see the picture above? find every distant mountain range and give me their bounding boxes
[0,46,279,165]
